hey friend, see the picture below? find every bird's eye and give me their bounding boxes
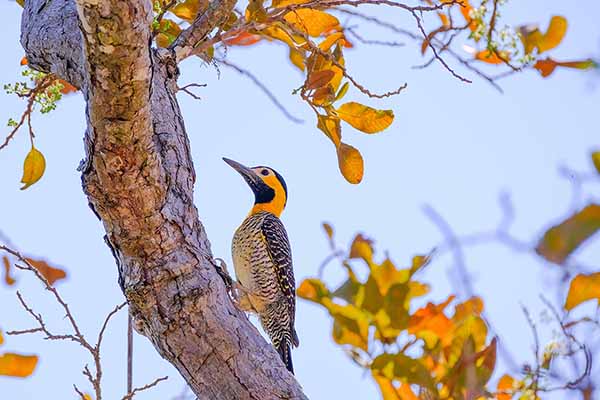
[261,169,269,176]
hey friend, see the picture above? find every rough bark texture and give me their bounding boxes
[20,0,307,398]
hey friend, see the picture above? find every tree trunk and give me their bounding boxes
[21,0,307,398]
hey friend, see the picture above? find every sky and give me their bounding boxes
[1,0,600,399]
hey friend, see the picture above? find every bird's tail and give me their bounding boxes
[276,341,294,374]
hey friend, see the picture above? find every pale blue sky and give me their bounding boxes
[1,1,599,399]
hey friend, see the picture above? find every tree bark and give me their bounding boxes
[20,0,307,398]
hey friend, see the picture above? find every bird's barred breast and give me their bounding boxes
[232,214,281,308]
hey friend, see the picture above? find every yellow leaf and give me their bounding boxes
[329,303,370,351]
[536,204,600,264]
[371,353,436,393]
[0,330,3,346]
[273,0,310,7]
[520,16,567,55]
[284,9,340,37]
[317,115,341,148]
[0,353,38,377]
[171,0,207,22]
[319,32,344,51]
[336,102,394,134]
[537,16,567,53]
[593,152,600,174]
[289,48,305,71]
[337,142,364,184]
[20,147,46,190]
[565,272,600,311]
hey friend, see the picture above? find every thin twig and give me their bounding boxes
[122,376,169,400]
[218,58,305,123]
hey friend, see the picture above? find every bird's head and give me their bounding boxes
[223,157,288,217]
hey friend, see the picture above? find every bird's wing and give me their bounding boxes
[261,213,297,341]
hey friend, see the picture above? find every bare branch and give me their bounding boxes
[171,0,239,61]
[122,376,169,400]
[218,58,305,123]
[177,83,208,101]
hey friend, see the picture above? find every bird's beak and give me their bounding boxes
[223,157,263,193]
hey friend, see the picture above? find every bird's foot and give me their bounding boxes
[232,281,258,313]
[211,257,233,292]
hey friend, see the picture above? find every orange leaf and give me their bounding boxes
[496,374,515,400]
[224,31,262,46]
[0,353,38,378]
[397,384,419,400]
[564,272,600,311]
[297,278,330,302]
[536,204,600,264]
[2,256,16,286]
[475,49,510,64]
[305,69,335,90]
[337,142,364,184]
[58,79,78,94]
[284,9,340,37]
[458,0,477,32]
[20,56,28,66]
[25,258,67,285]
[408,296,455,347]
[421,26,447,55]
[534,58,597,78]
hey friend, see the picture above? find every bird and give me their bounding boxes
[223,157,299,374]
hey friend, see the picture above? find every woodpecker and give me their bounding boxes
[223,157,299,374]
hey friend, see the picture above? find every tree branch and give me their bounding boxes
[171,0,239,62]
[20,0,307,398]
